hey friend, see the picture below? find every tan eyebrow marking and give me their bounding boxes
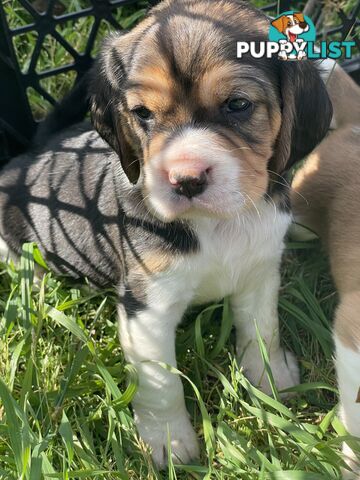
[126,64,177,112]
[127,66,174,93]
[198,62,275,108]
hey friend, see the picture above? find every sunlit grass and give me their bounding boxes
[0,241,352,479]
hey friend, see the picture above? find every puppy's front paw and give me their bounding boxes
[135,410,200,468]
[241,348,300,397]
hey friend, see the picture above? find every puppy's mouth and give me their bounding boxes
[144,161,248,222]
[145,187,246,222]
[288,24,306,38]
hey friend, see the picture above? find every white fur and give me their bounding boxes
[118,200,299,464]
[335,335,360,478]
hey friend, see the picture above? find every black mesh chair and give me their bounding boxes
[0,0,359,163]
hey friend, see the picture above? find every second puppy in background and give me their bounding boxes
[292,63,360,478]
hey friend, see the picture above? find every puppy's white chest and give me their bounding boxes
[147,202,291,309]
[190,203,291,303]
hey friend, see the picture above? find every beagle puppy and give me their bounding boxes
[0,0,332,467]
[292,65,360,478]
[271,13,309,43]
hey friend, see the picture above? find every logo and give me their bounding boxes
[237,11,355,61]
[270,11,315,60]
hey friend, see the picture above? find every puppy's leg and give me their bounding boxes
[117,287,199,468]
[231,260,299,396]
[334,292,360,478]
[0,234,15,263]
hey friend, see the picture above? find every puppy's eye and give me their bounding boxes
[131,106,153,122]
[226,97,252,113]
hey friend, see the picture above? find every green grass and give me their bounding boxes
[1,0,359,478]
[3,0,149,119]
[0,240,352,479]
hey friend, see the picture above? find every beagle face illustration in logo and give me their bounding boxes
[271,13,309,43]
[271,12,310,60]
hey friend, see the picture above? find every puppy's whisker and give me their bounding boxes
[288,188,309,205]
[243,192,261,220]
[262,192,278,222]
[267,170,291,186]
[267,177,309,205]
[268,178,291,189]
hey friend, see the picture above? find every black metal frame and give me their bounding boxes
[0,0,359,163]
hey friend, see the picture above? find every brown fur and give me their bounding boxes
[291,65,360,474]
[325,65,360,129]
[334,292,360,352]
[292,125,360,350]
[131,250,173,276]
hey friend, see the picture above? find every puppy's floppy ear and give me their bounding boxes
[89,34,140,184]
[271,15,287,33]
[269,61,333,175]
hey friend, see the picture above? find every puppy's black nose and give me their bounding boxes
[173,172,208,199]
[299,21,307,28]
